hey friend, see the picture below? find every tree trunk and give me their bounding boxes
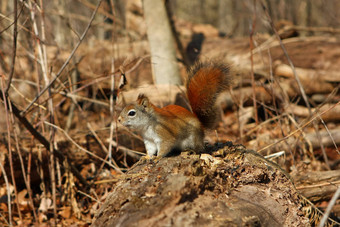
[143,0,181,85]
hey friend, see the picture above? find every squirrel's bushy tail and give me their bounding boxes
[186,62,232,129]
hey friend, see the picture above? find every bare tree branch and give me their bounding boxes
[21,0,103,116]
[0,93,89,188]
[5,0,18,95]
[260,1,331,169]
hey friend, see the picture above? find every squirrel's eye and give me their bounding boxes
[128,110,136,117]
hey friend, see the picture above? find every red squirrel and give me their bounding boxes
[118,62,232,157]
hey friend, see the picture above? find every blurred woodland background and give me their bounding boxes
[0,0,340,225]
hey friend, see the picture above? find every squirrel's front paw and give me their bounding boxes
[139,154,163,164]
[139,154,155,164]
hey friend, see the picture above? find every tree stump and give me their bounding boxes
[92,143,311,226]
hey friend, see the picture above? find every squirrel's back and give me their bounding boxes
[186,62,232,129]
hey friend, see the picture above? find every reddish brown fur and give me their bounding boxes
[153,104,203,141]
[186,62,231,128]
[156,105,196,118]
[119,62,231,157]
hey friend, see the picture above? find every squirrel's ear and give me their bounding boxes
[137,94,150,108]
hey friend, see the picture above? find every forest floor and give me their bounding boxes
[0,30,340,225]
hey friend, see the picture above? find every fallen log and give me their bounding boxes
[91,144,338,226]
[275,63,340,83]
[305,129,340,149]
[286,103,340,122]
[293,170,340,203]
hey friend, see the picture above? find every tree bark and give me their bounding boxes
[143,0,181,85]
[293,170,340,203]
[92,144,314,226]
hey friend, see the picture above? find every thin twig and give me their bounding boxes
[27,146,33,221]
[258,101,340,153]
[26,0,49,90]
[260,1,330,169]
[110,139,145,156]
[296,180,340,190]
[7,98,38,221]
[9,83,47,110]
[0,2,24,35]
[108,58,116,165]
[50,139,57,225]
[21,0,103,116]
[318,187,340,227]
[0,159,11,226]
[10,77,85,109]
[249,0,258,126]
[309,86,340,155]
[65,65,79,132]
[267,49,296,165]
[44,121,117,170]
[0,82,13,227]
[60,55,150,99]
[250,35,335,57]
[77,189,100,203]
[1,76,23,223]
[76,0,122,25]
[5,0,18,94]
[87,123,122,173]
[0,93,89,187]
[282,25,340,34]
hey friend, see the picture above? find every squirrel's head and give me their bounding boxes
[118,94,153,130]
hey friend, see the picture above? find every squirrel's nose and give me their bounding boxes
[118,116,122,123]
